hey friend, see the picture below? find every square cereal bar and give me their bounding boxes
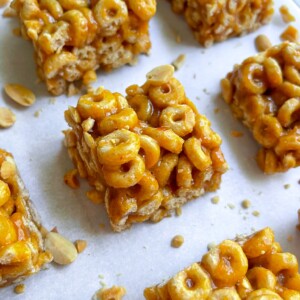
[64,65,228,232]
[170,0,274,47]
[144,227,300,299]
[11,0,156,95]
[221,42,300,174]
[0,149,52,287]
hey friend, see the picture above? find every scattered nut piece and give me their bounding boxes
[14,284,25,294]
[87,190,104,204]
[284,184,290,189]
[171,235,184,248]
[172,54,186,71]
[146,65,175,85]
[241,200,251,209]
[82,118,95,132]
[75,240,87,254]
[0,107,16,128]
[175,207,182,216]
[83,70,97,86]
[64,169,80,189]
[4,83,36,107]
[2,7,17,17]
[0,0,9,8]
[252,210,260,217]
[255,34,272,52]
[280,25,299,42]
[279,5,295,23]
[211,196,220,204]
[94,286,126,300]
[231,130,244,138]
[45,232,78,265]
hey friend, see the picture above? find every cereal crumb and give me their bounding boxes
[241,200,251,209]
[75,240,87,254]
[228,203,235,209]
[34,109,42,117]
[207,242,216,250]
[211,196,220,204]
[93,286,126,300]
[252,210,260,217]
[175,207,182,216]
[231,130,244,138]
[284,184,290,189]
[50,226,58,233]
[87,190,104,204]
[280,25,299,42]
[171,235,184,248]
[14,284,25,294]
[279,5,295,23]
[172,54,186,71]
[49,98,57,104]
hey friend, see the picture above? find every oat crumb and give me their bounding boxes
[34,109,42,118]
[252,210,260,217]
[241,200,251,209]
[94,286,126,300]
[14,284,25,294]
[231,130,244,138]
[228,203,235,209]
[279,5,296,23]
[171,235,184,248]
[284,184,291,189]
[211,196,220,204]
[75,240,87,254]
[175,207,182,216]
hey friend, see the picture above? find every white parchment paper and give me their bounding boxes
[0,1,299,299]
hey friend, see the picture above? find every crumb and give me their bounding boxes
[171,235,184,248]
[214,108,220,114]
[49,98,57,104]
[280,25,299,42]
[284,184,290,189]
[67,83,80,97]
[231,130,244,138]
[93,286,126,300]
[99,223,105,229]
[279,5,296,23]
[12,28,21,36]
[207,242,216,250]
[241,200,251,209]
[228,203,235,209]
[50,226,58,233]
[14,284,25,294]
[211,196,220,204]
[34,109,42,117]
[175,207,182,216]
[86,190,103,204]
[252,210,260,217]
[75,240,87,253]
[98,274,105,279]
[287,235,293,242]
[172,54,186,71]
[176,34,182,44]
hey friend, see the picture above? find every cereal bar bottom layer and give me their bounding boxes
[64,65,228,232]
[221,41,300,174]
[0,149,52,287]
[11,0,156,95]
[144,227,300,299]
[170,0,274,47]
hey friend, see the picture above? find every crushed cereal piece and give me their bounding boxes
[211,196,220,205]
[255,34,272,52]
[280,25,299,42]
[4,83,36,106]
[172,54,186,71]
[75,240,87,254]
[0,107,16,128]
[231,130,244,138]
[14,284,25,294]
[279,5,296,23]
[171,235,184,248]
[64,169,80,189]
[83,70,97,86]
[241,200,251,209]
[252,210,260,217]
[94,286,126,300]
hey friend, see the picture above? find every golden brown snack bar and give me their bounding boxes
[0,149,52,287]
[64,65,228,232]
[144,227,300,299]
[221,42,300,174]
[10,0,156,95]
[169,0,274,47]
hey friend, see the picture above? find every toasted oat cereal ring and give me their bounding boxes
[246,288,282,300]
[159,104,195,137]
[246,267,277,290]
[184,137,212,171]
[98,108,139,135]
[202,240,248,287]
[274,132,300,157]
[143,127,184,154]
[240,62,268,94]
[176,154,193,188]
[129,170,159,201]
[263,253,299,276]
[277,98,300,127]
[127,94,153,121]
[148,78,185,108]
[263,57,283,88]
[97,129,140,165]
[284,274,300,291]
[139,135,160,169]
[128,0,156,21]
[103,155,145,188]
[167,263,212,300]
[283,65,300,85]
[253,115,283,148]
[208,287,241,300]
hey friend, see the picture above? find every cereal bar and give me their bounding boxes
[144,227,300,299]
[11,0,156,95]
[0,149,52,287]
[64,65,228,232]
[221,42,300,174]
[169,0,274,47]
